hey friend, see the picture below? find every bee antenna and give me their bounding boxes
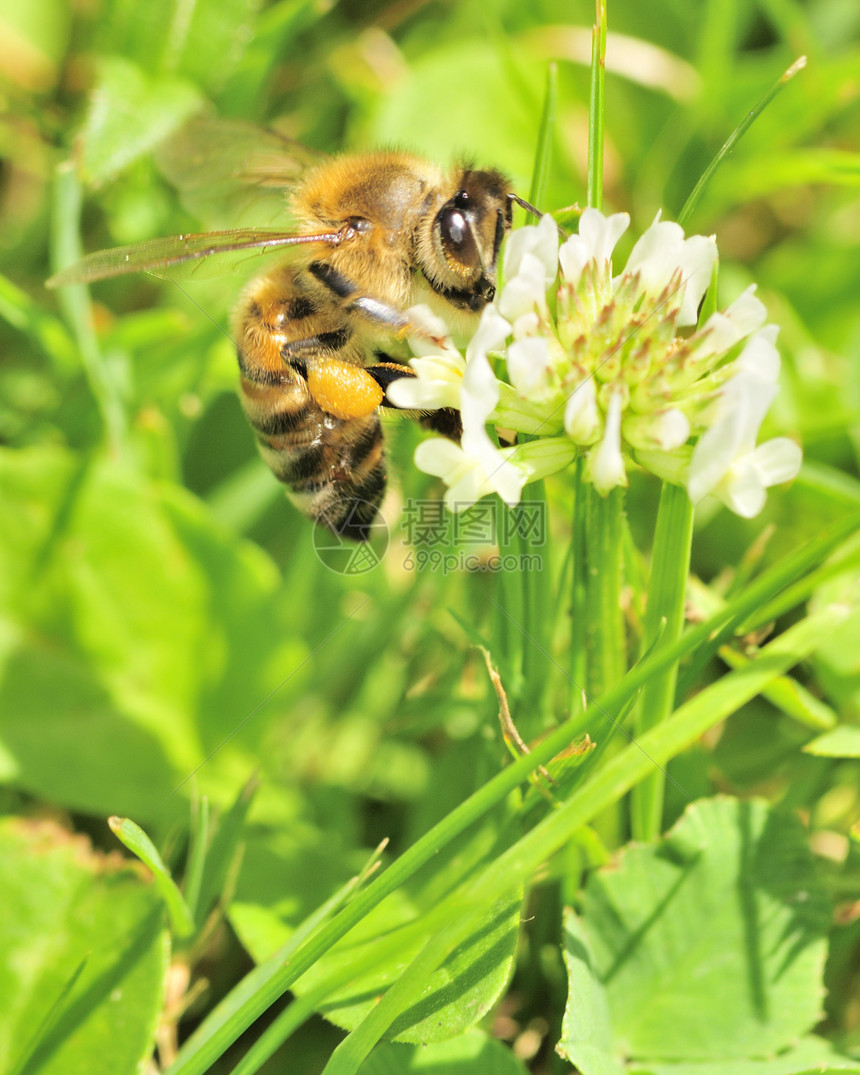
[507,194,567,238]
[508,193,542,219]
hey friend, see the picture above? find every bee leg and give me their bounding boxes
[308,262,447,345]
[350,297,447,346]
[364,360,414,396]
[366,360,463,441]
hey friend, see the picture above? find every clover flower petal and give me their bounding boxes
[386,304,465,410]
[415,435,527,511]
[687,329,800,512]
[624,214,717,326]
[563,378,601,443]
[507,336,553,399]
[585,389,627,493]
[385,352,465,410]
[460,305,511,431]
[503,211,559,286]
[560,210,630,282]
[703,438,802,518]
[692,287,767,364]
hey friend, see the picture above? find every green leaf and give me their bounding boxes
[227,812,520,1049]
[91,0,187,74]
[296,894,521,1044]
[0,445,298,819]
[559,912,625,1075]
[0,816,167,1075]
[356,1030,530,1074]
[570,798,830,1065]
[803,725,860,758]
[192,776,258,927]
[367,43,540,184]
[109,816,195,938]
[629,1033,860,1073]
[79,56,202,186]
[160,0,261,93]
[233,819,522,1046]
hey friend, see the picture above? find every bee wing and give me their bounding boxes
[46,228,344,288]
[155,117,329,227]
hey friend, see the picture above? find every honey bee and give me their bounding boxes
[48,121,539,540]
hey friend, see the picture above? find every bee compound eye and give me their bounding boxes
[443,209,467,247]
[438,206,479,269]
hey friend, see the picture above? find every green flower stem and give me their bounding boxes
[519,480,553,722]
[183,796,209,922]
[491,484,552,735]
[586,0,607,211]
[51,162,127,453]
[529,62,558,212]
[584,485,627,702]
[494,507,525,703]
[630,481,694,841]
[569,460,589,715]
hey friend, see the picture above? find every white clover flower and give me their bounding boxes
[406,305,524,510]
[687,329,802,516]
[385,305,466,411]
[498,212,559,321]
[559,209,630,283]
[623,214,716,326]
[401,209,801,517]
[415,435,576,512]
[415,435,526,511]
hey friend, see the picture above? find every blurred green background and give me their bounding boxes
[1,0,859,1069]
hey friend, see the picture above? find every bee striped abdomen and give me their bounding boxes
[235,267,387,540]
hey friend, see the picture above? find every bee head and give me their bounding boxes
[426,167,514,310]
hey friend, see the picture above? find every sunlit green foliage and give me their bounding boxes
[1,0,860,1072]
